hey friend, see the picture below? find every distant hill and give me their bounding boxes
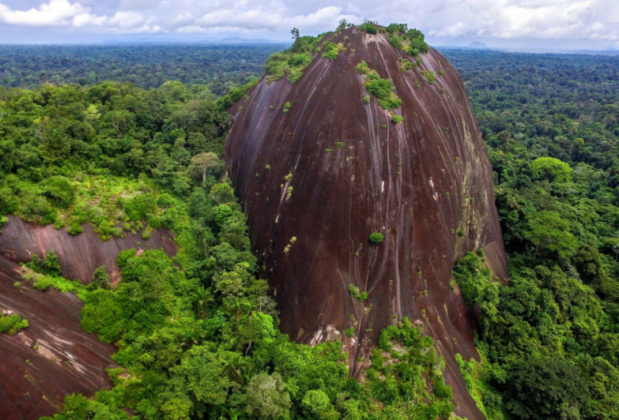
[214,36,279,44]
[468,41,487,48]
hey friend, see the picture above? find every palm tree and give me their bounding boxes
[194,287,214,319]
[226,298,253,324]
[220,352,250,385]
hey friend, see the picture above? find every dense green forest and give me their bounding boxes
[0,44,282,95]
[442,49,619,419]
[1,35,619,419]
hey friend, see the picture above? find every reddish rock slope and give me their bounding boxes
[0,216,177,285]
[0,216,177,419]
[225,26,507,419]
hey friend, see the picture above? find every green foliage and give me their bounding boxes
[0,313,29,334]
[25,251,62,277]
[369,232,384,244]
[283,102,291,114]
[390,36,403,50]
[359,23,377,34]
[398,59,413,72]
[0,45,281,95]
[355,61,402,110]
[421,69,436,84]
[365,79,401,109]
[264,35,320,84]
[245,372,291,419]
[524,211,577,258]
[530,156,572,182]
[348,284,368,302]
[369,318,455,418]
[91,266,111,290]
[40,391,130,420]
[40,176,75,209]
[322,42,346,60]
[456,353,504,420]
[504,357,589,420]
[0,80,233,240]
[301,389,337,418]
[216,78,258,111]
[391,114,404,124]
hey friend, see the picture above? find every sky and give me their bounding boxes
[0,0,618,51]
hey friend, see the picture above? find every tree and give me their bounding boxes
[40,176,75,209]
[291,28,299,40]
[524,211,577,258]
[245,372,291,419]
[301,389,338,419]
[193,287,214,319]
[91,266,111,290]
[504,357,588,420]
[220,352,250,385]
[530,157,572,183]
[190,152,220,184]
[337,19,348,31]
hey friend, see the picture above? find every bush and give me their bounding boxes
[21,194,54,223]
[40,176,75,209]
[301,390,332,416]
[369,232,384,244]
[26,250,62,277]
[0,314,28,334]
[123,193,157,221]
[390,36,403,50]
[348,284,368,301]
[322,42,345,60]
[288,69,303,84]
[91,266,111,290]
[365,78,402,110]
[391,114,404,124]
[386,23,408,35]
[421,70,436,84]
[399,59,413,72]
[288,53,311,67]
[360,23,377,34]
[409,37,429,54]
[68,220,83,235]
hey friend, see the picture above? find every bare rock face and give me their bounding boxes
[0,216,177,419]
[0,216,177,285]
[225,27,507,419]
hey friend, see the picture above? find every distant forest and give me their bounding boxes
[0,44,284,95]
[442,48,619,419]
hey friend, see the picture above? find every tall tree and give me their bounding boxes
[190,152,220,184]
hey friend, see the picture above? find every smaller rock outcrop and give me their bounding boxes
[0,216,178,419]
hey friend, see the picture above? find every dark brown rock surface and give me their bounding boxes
[225,27,507,419]
[0,216,177,285]
[0,216,177,419]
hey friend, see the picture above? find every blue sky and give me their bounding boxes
[0,0,618,50]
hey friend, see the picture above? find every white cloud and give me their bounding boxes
[0,0,618,44]
[0,0,87,26]
[0,0,153,32]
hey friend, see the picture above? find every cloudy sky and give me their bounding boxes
[0,0,618,50]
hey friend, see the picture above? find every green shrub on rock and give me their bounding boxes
[369,232,384,244]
